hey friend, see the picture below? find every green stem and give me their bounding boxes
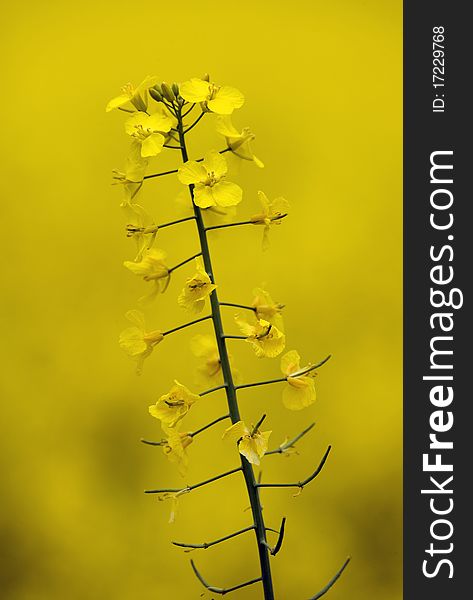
[176,105,275,600]
[144,466,241,494]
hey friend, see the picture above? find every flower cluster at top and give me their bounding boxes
[109,75,321,500]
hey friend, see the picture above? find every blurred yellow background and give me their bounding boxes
[1,0,401,598]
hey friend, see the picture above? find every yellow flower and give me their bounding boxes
[180,78,244,115]
[223,421,271,466]
[215,116,264,167]
[119,310,163,375]
[124,248,170,299]
[177,150,242,209]
[122,203,156,261]
[190,334,239,385]
[106,75,160,112]
[235,316,285,358]
[113,142,149,205]
[190,334,222,383]
[252,287,284,331]
[250,191,290,250]
[280,350,317,410]
[149,381,199,428]
[161,426,193,477]
[124,109,173,157]
[178,257,217,313]
[157,488,190,524]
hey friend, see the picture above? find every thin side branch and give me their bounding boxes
[236,356,332,391]
[141,414,230,447]
[235,377,286,391]
[173,525,255,550]
[191,560,262,595]
[199,384,227,397]
[263,517,286,556]
[190,414,230,437]
[140,438,165,446]
[143,168,179,180]
[183,111,205,134]
[168,252,202,274]
[133,216,195,238]
[219,302,256,312]
[256,446,332,489]
[205,220,254,232]
[163,315,212,337]
[265,423,316,456]
[144,466,241,494]
[182,103,196,118]
[205,213,288,232]
[308,558,351,600]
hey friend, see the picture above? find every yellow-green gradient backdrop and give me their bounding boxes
[1,1,401,598]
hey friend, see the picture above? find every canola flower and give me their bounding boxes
[252,287,285,331]
[112,141,149,205]
[280,350,317,410]
[161,426,194,477]
[180,77,244,115]
[122,203,156,261]
[149,381,200,428]
[250,191,290,250]
[216,116,264,167]
[177,150,242,209]
[190,334,222,383]
[178,257,217,313]
[223,420,271,466]
[156,488,190,524]
[106,75,160,113]
[125,109,174,157]
[124,248,170,297]
[119,310,163,374]
[235,316,286,358]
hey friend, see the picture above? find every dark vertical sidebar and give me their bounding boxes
[404,2,469,598]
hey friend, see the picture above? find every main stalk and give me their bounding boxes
[176,105,275,600]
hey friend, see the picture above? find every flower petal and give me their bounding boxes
[180,78,211,103]
[125,309,146,329]
[124,111,149,134]
[208,86,245,115]
[106,94,132,112]
[119,327,147,356]
[193,185,217,208]
[222,421,250,443]
[280,350,302,376]
[282,377,316,410]
[141,133,165,157]
[177,161,208,185]
[148,109,173,132]
[238,438,261,465]
[203,150,228,179]
[212,181,243,207]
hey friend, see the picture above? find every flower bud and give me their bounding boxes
[161,82,175,102]
[171,82,180,97]
[202,73,210,82]
[149,88,163,102]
